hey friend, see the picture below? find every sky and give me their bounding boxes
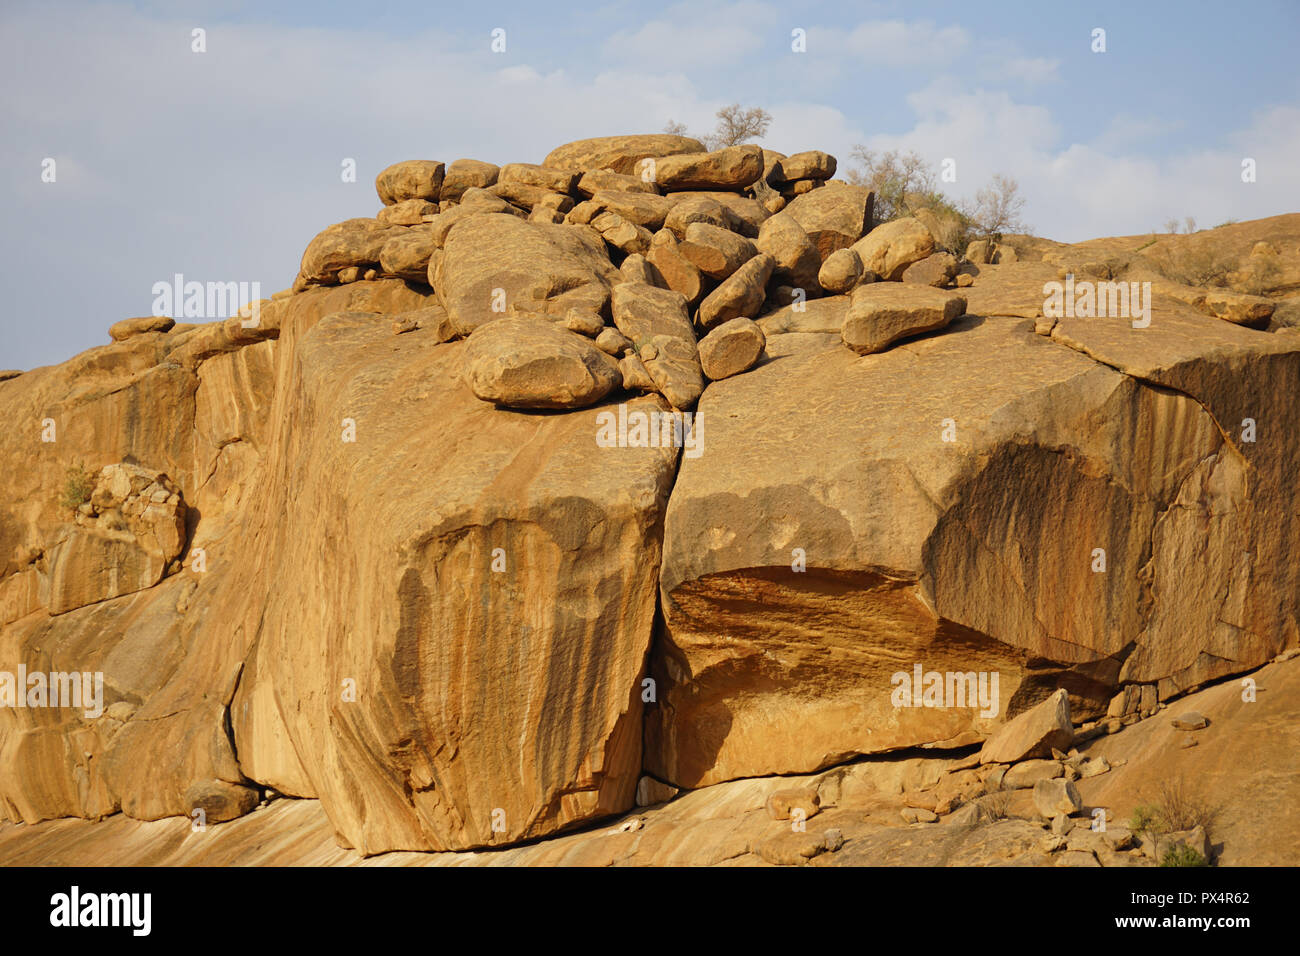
[3,0,1298,371]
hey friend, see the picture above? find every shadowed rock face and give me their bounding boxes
[646,310,1300,787]
[2,125,1298,863]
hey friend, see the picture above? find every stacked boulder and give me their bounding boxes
[291,134,980,412]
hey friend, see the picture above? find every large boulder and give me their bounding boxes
[439,214,620,337]
[379,229,436,282]
[610,283,704,410]
[784,184,874,261]
[439,159,500,203]
[818,248,865,294]
[465,316,621,409]
[852,217,936,281]
[697,254,775,331]
[587,190,676,230]
[678,223,758,279]
[647,230,707,305]
[644,296,1300,788]
[841,284,967,355]
[698,317,766,381]
[771,151,837,184]
[543,134,706,176]
[756,212,822,291]
[299,218,407,284]
[651,145,764,192]
[498,162,578,194]
[978,688,1074,763]
[375,160,445,205]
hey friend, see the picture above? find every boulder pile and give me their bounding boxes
[293,134,972,411]
[2,131,1298,861]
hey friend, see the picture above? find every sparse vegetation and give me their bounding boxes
[1130,777,1219,835]
[1148,233,1237,288]
[983,789,1012,820]
[1129,804,1161,835]
[1152,777,1218,832]
[664,103,772,150]
[59,462,95,513]
[1161,844,1209,867]
[844,149,1027,254]
[1240,251,1283,295]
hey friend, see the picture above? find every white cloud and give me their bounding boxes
[811,19,970,68]
[601,2,777,72]
[999,56,1060,85]
[851,81,1300,241]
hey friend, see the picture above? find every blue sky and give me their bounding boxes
[3,0,1298,371]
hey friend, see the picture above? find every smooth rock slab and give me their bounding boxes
[544,134,706,176]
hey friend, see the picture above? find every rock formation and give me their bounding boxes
[2,132,1298,864]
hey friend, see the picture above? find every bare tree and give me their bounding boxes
[662,119,689,136]
[846,148,939,221]
[703,104,772,149]
[969,174,1027,239]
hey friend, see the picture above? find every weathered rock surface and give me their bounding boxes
[465,316,621,409]
[651,145,763,191]
[980,689,1074,764]
[784,184,874,260]
[852,217,936,281]
[42,464,187,615]
[544,134,706,176]
[610,283,704,410]
[3,123,1299,874]
[375,161,445,205]
[439,214,619,336]
[644,288,1300,787]
[3,653,1298,866]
